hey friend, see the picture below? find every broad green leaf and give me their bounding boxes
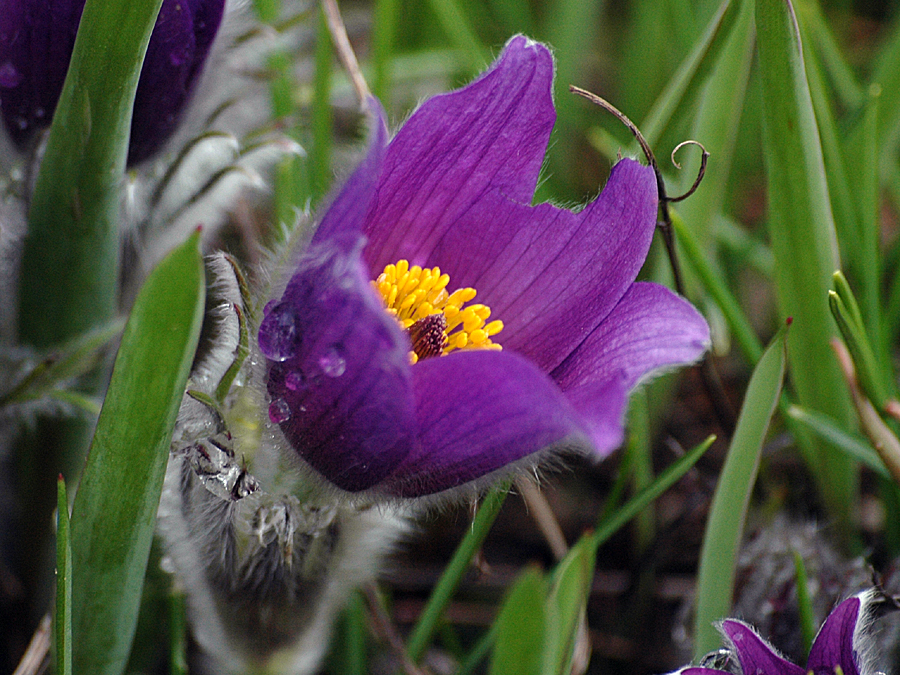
[69,232,205,675]
[755,0,856,534]
[693,327,786,657]
[19,0,165,348]
[55,476,72,675]
[544,536,596,675]
[489,567,547,675]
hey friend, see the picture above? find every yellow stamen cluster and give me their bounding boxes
[374,260,504,363]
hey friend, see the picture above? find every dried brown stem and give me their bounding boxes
[321,0,371,108]
[12,614,50,675]
[363,584,429,675]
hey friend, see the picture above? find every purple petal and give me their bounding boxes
[721,620,806,675]
[128,0,225,164]
[552,282,710,391]
[380,350,593,497]
[807,595,864,675]
[0,0,83,145]
[370,156,658,374]
[361,35,556,273]
[260,114,413,493]
[560,374,629,455]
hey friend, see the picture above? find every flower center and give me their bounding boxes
[374,260,504,363]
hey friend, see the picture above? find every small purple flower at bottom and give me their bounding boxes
[258,35,710,499]
[678,590,895,675]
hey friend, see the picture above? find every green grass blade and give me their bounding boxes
[872,13,900,171]
[786,405,889,478]
[542,0,604,199]
[592,435,716,550]
[544,536,596,675]
[69,232,205,675]
[406,484,509,663]
[55,476,72,675]
[637,0,743,149]
[425,0,488,74]
[796,0,863,109]
[796,12,861,277]
[308,6,334,205]
[792,550,815,657]
[488,567,546,675]
[18,0,164,348]
[372,0,400,106]
[693,327,787,657]
[1,319,125,408]
[168,591,188,675]
[673,212,764,364]
[755,0,856,535]
[672,0,754,249]
[843,91,890,377]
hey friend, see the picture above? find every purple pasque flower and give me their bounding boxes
[679,590,893,675]
[0,0,225,164]
[258,35,710,498]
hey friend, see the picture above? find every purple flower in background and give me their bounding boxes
[679,590,893,675]
[0,0,225,164]
[258,36,709,498]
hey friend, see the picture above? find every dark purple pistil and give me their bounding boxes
[407,314,448,361]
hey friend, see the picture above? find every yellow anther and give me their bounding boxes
[485,320,504,336]
[373,259,504,360]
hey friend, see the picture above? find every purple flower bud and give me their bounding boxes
[0,0,225,164]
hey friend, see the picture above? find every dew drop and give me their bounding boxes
[0,61,22,88]
[169,50,188,66]
[284,370,306,392]
[258,302,300,362]
[268,398,291,424]
[319,347,346,378]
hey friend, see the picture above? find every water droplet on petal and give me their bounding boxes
[284,370,306,392]
[0,61,22,88]
[319,347,346,378]
[258,302,300,362]
[268,398,291,424]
